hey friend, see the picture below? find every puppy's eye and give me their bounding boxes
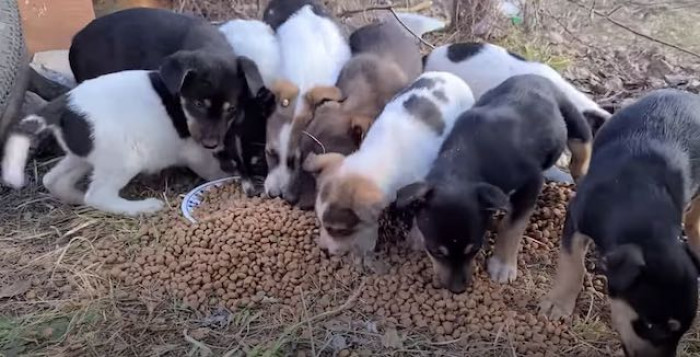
[326,227,353,237]
[286,155,297,170]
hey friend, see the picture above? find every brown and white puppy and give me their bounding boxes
[539,89,700,357]
[262,1,351,200]
[281,13,446,208]
[304,72,475,255]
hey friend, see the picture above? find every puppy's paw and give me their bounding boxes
[125,198,165,216]
[539,295,575,320]
[487,256,517,283]
[241,179,262,197]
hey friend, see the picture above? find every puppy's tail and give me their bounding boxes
[2,115,50,189]
[558,98,594,183]
[392,12,446,38]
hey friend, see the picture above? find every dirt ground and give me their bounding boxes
[2,0,700,356]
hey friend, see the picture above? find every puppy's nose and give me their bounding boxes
[201,137,219,149]
[283,191,299,205]
[447,276,469,294]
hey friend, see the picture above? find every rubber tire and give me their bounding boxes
[0,0,29,147]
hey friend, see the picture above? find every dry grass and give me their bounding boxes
[2,0,700,356]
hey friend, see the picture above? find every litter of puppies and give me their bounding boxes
[3,0,700,355]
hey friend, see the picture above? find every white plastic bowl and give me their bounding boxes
[181,176,238,223]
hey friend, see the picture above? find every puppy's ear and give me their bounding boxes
[305,86,344,110]
[159,53,195,94]
[396,182,433,211]
[303,152,345,176]
[350,115,373,146]
[474,183,509,212]
[237,56,265,97]
[604,244,645,292]
[271,80,300,107]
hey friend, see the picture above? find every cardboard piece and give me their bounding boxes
[17,0,96,55]
[94,0,170,17]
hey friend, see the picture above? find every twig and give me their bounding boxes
[337,1,433,17]
[287,280,366,331]
[387,7,436,49]
[300,288,317,357]
[566,0,700,60]
[336,2,437,49]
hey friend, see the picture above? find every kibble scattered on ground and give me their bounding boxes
[94,181,610,356]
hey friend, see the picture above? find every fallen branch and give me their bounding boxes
[566,0,700,60]
[337,1,433,17]
[337,2,437,49]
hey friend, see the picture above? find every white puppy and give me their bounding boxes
[424,42,611,129]
[304,72,476,255]
[2,70,227,216]
[218,19,281,88]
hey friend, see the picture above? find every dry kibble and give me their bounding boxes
[96,181,588,355]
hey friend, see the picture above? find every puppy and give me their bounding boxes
[68,8,266,150]
[396,74,593,293]
[281,13,446,208]
[218,19,281,88]
[215,81,277,196]
[423,42,611,133]
[539,89,700,357]
[263,0,351,200]
[304,72,475,256]
[1,68,229,216]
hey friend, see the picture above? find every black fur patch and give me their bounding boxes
[61,107,94,157]
[403,95,444,134]
[263,0,328,30]
[433,90,448,102]
[446,43,485,62]
[507,51,527,61]
[583,109,609,136]
[148,71,190,139]
[398,76,446,97]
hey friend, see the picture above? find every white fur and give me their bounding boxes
[389,12,446,37]
[424,43,611,119]
[1,70,227,216]
[276,5,351,115]
[218,19,281,87]
[2,134,32,189]
[341,72,475,196]
[265,5,351,198]
[264,122,292,197]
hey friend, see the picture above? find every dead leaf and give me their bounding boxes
[0,280,32,298]
[381,327,404,349]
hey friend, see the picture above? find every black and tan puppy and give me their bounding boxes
[539,89,700,357]
[396,74,592,293]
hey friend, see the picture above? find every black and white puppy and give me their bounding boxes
[1,66,232,216]
[397,74,593,293]
[68,7,267,152]
[540,89,700,357]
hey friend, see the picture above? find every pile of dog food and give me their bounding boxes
[102,181,611,355]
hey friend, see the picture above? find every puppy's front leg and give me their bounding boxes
[84,166,164,216]
[488,175,543,283]
[539,231,592,320]
[684,195,700,256]
[183,143,230,181]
